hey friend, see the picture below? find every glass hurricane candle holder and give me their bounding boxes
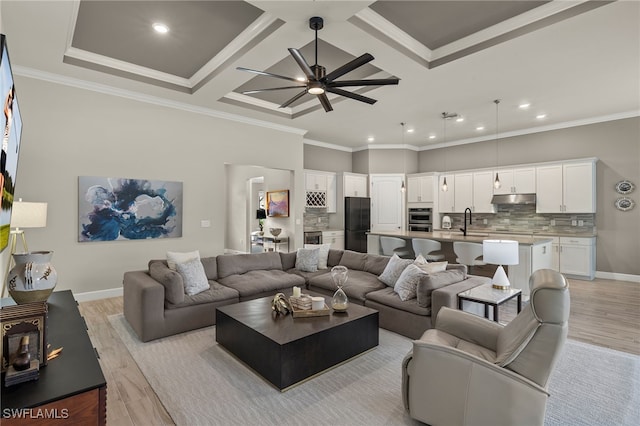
[330,265,349,312]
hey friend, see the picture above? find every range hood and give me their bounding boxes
[491,193,536,205]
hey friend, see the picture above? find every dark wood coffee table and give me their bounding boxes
[215,293,379,391]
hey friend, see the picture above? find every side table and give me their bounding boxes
[458,284,522,323]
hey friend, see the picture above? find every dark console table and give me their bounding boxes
[1,290,107,425]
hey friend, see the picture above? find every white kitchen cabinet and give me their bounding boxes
[326,173,337,213]
[438,174,456,213]
[322,230,344,250]
[550,236,561,272]
[343,172,368,197]
[305,170,337,211]
[305,171,328,191]
[536,160,596,213]
[454,173,473,213]
[472,170,496,213]
[493,167,536,195]
[559,236,595,280]
[407,174,435,203]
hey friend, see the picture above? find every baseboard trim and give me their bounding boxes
[595,271,640,283]
[75,287,123,302]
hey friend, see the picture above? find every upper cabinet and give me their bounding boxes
[493,167,536,194]
[304,170,337,212]
[305,172,328,191]
[472,170,496,213]
[407,174,435,203]
[536,160,596,213]
[343,172,368,198]
[453,173,473,213]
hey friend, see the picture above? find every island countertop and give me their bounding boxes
[367,230,554,246]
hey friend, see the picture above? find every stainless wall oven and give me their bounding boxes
[408,208,432,232]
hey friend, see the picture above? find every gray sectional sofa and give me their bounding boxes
[123,249,489,342]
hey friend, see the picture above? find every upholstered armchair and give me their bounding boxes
[402,269,570,426]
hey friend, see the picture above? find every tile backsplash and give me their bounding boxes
[304,210,330,230]
[441,204,595,234]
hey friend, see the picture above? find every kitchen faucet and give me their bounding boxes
[460,207,472,236]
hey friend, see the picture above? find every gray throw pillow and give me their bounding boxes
[416,269,465,308]
[176,258,210,296]
[394,264,427,301]
[378,254,413,287]
[295,247,320,272]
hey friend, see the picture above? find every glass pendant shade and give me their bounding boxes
[330,265,349,312]
[441,176,448,192]
[494,172,501,189]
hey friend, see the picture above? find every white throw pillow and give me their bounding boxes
[295,247,320,272]
[166,250,200,270]
[304,243,331,269]
[378,254,413,287]
[416,261,448,274]
[394,264,428,301]
[176,258,210,296]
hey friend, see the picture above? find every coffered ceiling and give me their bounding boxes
[3,1,639,149]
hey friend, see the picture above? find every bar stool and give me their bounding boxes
[412,239,445,261]
[453,241,485,273]
[380,236,411,258]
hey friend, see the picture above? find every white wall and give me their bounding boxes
[13,76,304,295]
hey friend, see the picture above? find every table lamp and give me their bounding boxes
[483,239,519,290]
[256,209,266,232]
[2,199,48,297]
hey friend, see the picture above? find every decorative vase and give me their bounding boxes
[331,265,349,312]
[8,251,58,304]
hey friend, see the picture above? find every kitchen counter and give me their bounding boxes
[367,230,553,246]
[432,229,597,238]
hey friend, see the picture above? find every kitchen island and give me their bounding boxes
[368,230,553,299]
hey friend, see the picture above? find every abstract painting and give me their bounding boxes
[267,189,289,217]
[78,176,182,242]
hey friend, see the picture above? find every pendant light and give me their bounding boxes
[400,122,406,193]
[493,99,502,190]
[440,112,457,191]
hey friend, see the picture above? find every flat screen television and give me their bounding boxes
[0,34,23,252]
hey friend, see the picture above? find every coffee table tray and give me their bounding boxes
[290,302,330,318]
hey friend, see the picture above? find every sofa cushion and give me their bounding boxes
[176,258,210,296]
[200,256,218,280]
[149,261,184,305]
[394,264,428,301]
[217,270,305,298]
[165,281,239,310]
[295,247,320,272]
[216,252,283,279]
[417,269,466,308]
[366,287,431,316]
[339,250,367,270]
[304,243,331,269]
[286,268,330,285]
[279,251,297,271]
[363,254,391,275]
[308,270,385,303]
[378,254,413,287]
[166,250,200,270]
[327,249,344,267]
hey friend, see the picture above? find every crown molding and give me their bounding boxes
[14,66,307,136]
[303,138,352,153]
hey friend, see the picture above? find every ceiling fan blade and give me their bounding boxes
[236,67,301,83]
[280,90,308,108]
[317,93,333,112]
[288,48,316,80]
[327,78,400,87]
[241,86,306,95]
[326,87,377,105]
[323,53,374,83]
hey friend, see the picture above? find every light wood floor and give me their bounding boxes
[78,277,640,426]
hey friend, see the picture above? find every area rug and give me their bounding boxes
[109,314,639,426]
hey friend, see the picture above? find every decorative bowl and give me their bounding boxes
[270,228,282,237]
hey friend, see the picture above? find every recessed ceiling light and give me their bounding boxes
[429,135,436,139]
[152,22,169,34]
[367,136,375,142]
[536,113,547,119]
[456,117,464,122]
[519,103,531,109]
[407,128,415,133]
[476,126,485,131]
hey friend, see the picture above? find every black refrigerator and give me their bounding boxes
[345,197,371,253]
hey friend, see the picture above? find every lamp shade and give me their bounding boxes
[256,209,267,220]
[483,240,519,265]
[10,201,48,228]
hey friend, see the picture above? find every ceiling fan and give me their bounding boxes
[236,16,399,112]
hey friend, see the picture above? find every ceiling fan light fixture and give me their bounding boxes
[307,86,325,95]
[152,22,169,34]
